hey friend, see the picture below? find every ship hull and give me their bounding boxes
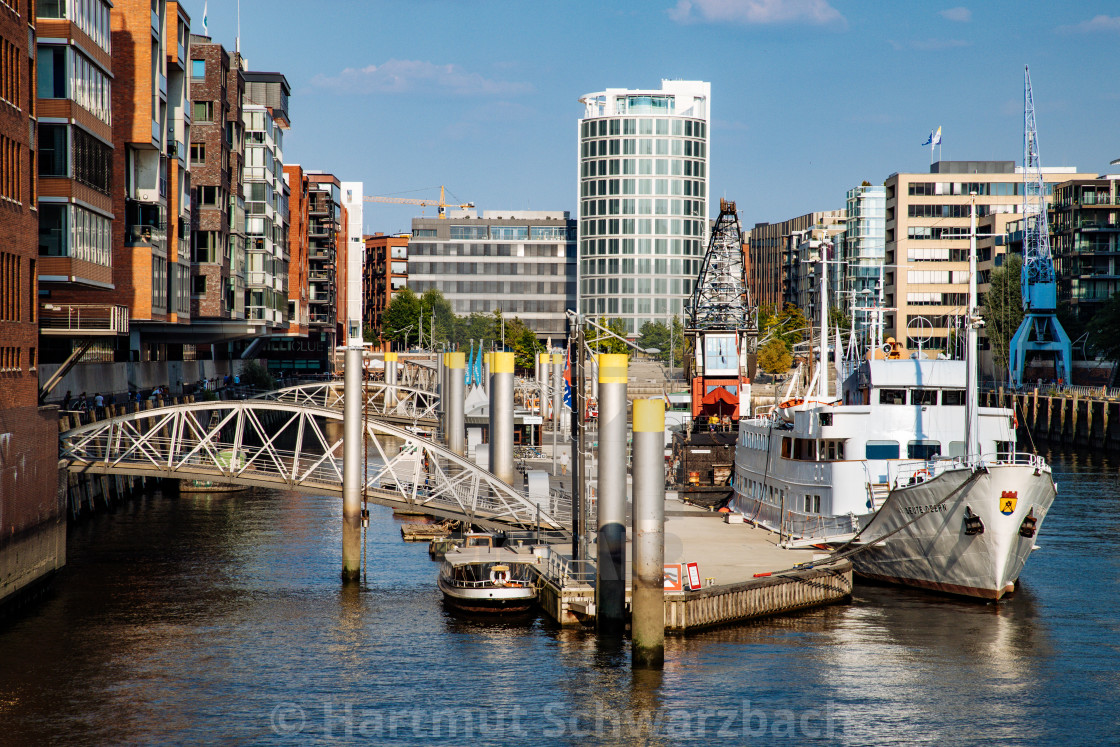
[849,464,1055,599]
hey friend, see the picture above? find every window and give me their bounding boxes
[193,101,214,122]
[190,142,205,164]
[878,388,906,405]
[866,440,900,459]
[192,275,207,294]
[37,46,66,99]
[907,440,941,460]
[38,124,67,177]
[910,388,938,406]
[191,59,205,78]
[941,390,965,406]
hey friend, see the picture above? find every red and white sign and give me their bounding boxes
[663,564,683,591]
[686,562,702,590]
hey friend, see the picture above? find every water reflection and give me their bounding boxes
[0,452,1116,744]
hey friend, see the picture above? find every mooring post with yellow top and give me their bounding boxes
[489,351,515,485]
[632,399,665,667]
[596,353,628,633]
[437,351,446,441]
[342,344,364,583]
[447,351,466,457]
[384,351,398,387]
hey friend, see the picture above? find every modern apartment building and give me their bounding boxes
[838,184,886,335]
[884,160,1092,352]
[0,0,66,608]
[281,162,308,337]
[36,0,115,299]
[747,210,844,311]
[790,211,846,321]
[242,88,289,329]
[1049,176,1120,323]
[340,181,363,343]
[307,172,341,364]
[577,79,710,335]
[363,232,409,344]
[408,210,577,341]
[187,34,248,330]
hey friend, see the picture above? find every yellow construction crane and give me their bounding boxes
[363,185,473,218]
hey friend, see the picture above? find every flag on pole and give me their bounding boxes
[202,2,208,35]
[932,126,942,146]
[562,347,573,410]
[922,130,933,146]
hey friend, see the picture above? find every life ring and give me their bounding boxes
[1012,412,1019,429]
[489,565,511,586]
[915,469,930,481]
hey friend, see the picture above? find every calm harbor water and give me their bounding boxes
[1,451,1117,745]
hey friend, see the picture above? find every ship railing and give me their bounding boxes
[891,452,1048,487]
[443,576,535,590]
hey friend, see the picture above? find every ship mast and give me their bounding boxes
[965,195,980,458]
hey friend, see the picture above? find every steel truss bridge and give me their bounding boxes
[257,382,440,428]
[59,400,569,532]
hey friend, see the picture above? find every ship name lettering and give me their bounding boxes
[903,503,947,516]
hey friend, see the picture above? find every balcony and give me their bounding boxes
[126,200,167,246]
[40,304,129,336]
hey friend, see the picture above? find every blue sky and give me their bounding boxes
[190,0,1120,233]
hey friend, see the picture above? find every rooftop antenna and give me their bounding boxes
[236,0,240,54]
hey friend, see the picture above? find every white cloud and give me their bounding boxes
[668,0,846,28]
[310,60,533,96]
[1057,15,1120,33]
[939,7,971,22]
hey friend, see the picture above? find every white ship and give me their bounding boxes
[731,202,1055,600]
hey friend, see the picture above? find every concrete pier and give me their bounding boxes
[534,503,853,631]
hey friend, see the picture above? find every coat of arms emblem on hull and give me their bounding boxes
[1000,490,1018,516]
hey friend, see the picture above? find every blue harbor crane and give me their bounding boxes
[1009,66,1072,388]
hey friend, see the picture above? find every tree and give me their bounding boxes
[418,288,456,348]
[1087,293,1120,361]
[511,326,543,371]
[759,303,808,348]
[638,317,685,368]
[827,306,851,334]
[589,317,631,355]
[981,255,1024,375]
[382,288,421,348]
[757,338,793,375]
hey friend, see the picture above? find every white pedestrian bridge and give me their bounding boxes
[59,400,569,532]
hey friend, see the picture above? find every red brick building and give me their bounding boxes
[363,232,409,345]
[0,0,65,607]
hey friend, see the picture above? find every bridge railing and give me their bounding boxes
[59,401,570,532]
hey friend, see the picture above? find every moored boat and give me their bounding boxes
[437,536,538,614]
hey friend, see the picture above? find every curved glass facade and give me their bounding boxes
[577,81,709,335]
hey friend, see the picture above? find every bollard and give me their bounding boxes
[597,353,628,634]
[489,352,515,485]
[447,352,466,457]
[631,399,665,668]
[342,344,363,583]
[385,351,398,385]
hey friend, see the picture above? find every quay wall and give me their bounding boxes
[984,388,1120,451]
[0,405,67,609]
[39,359,253,405]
